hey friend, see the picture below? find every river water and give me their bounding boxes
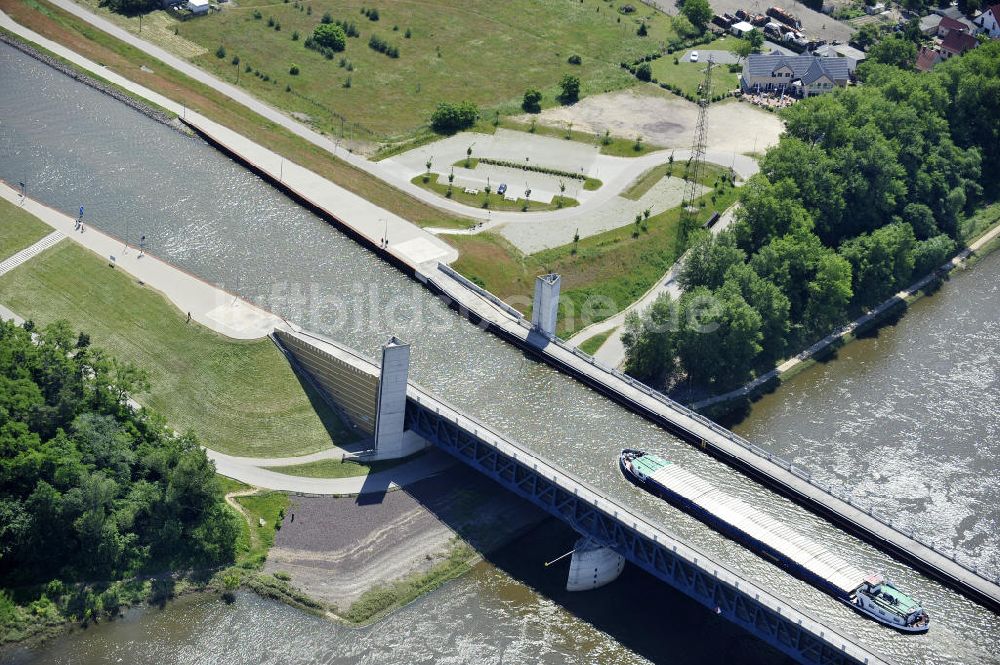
[1,43,998,664]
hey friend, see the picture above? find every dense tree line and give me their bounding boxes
[623,43,1000,391]
[0,321,238,602]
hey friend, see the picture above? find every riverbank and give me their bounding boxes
[691,204,1000,417]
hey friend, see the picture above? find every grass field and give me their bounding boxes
[650,55,741,98]
[622,162,734,201]
[0,221,354,457]
[233,491,290,567]
[74,0,679,141]
[451,184,740,337]
[264,456,411,479]
[1,0,473,230]
[411,175,579,212]
[0,202,52,258]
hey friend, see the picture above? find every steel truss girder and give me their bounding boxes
[405,402,869,665]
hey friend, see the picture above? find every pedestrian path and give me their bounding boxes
[0,183,282,339]
[0,230,64,277]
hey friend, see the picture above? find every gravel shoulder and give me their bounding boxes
[263,466,545,610]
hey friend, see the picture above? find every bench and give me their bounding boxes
[463,187,479,195]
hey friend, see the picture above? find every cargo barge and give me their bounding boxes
[619,449,929,633]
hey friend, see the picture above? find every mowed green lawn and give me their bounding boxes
[175,0,677,138]
[650,53,741,98]
[0,233,355,457]
[0,202,52,259]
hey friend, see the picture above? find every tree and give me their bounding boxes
[681,0,712,32]
[313,23,347,51]
[522,89,542,113]
[802,252,853,339]
[746,28,765,51]
[838,223,916,308]
[622,295,679,384]
[730,39,753,64]
[723,263,791,364]
[912,234,957,276]
[635,62,652,81]
[672,15,699,39]
[676,285,763,388]
[429,101,479,134]
[733,175,814,252]
[854,23,881,50]
[868,36,917,70]
[558,74,581,104]
[678,231,747,291]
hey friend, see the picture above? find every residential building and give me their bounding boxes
[187,0,209,14]
[937,15,971,37]
[813,43,867,73]
[975,4,1000,38]
[915,46,942,72]
[919,14,943,36]
[939,30,979,58]
[741,54,851,97]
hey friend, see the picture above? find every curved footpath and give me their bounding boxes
[31,0,758,225]
[0,183,452,495]
[568,203,741,366]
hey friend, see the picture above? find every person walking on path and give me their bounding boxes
[186,311,191,323]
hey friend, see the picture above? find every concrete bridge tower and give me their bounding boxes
[531,273,561,338]
[375,336,410,458]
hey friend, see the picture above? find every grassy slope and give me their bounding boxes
[171,0,675,139]
[0,202,52,258]
[451,184,740,337]
[0,0,472,229]
[0,228,354,457]
[263,456,410,479]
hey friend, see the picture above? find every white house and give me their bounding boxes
[731,20,754,37]
[975,4,1000,38]
[187,0,209,14]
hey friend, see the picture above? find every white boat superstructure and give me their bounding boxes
[846,574,930,633]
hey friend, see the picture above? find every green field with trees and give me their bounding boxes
[623,43,1000,393]
[451,170,739,337]
[144,0,682,141]
[0,320,240,642]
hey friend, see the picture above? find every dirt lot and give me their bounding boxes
[522,87,785,155]
[644,0,855,43]
[263,466,545,610]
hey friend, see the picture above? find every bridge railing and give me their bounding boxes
[510,317,1000,586]
[407,385,886,665]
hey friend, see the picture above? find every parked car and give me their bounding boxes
[690,50,699,62]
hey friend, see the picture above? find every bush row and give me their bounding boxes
[477,158,586,181]
[368,34,399,58]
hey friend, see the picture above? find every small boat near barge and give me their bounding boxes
[619,448,929,633]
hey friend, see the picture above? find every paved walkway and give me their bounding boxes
[690,219,1000,410]
[209,447,456,495]
[569,203,740,367]
[0,183,283,338]
[0,230,64,276]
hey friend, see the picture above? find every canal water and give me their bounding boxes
[1,43,998,664]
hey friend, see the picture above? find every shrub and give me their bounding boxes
[267,15,275,26]
[635,62,652,81]
[291,30,299,41]
[289,64,299,75]
[637,22,648,36]
[231,54,240,65]
[430,101,479,134]
[215,45,226,59]
[253,9,262,19]
[313,23,347,51]
[522,88,542,113]
[558,74,580,104]
[344,75,352,88]
[404,27,412,38]
[368,34,399,57]
[567,54,582,65]
[321,11,332,23]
